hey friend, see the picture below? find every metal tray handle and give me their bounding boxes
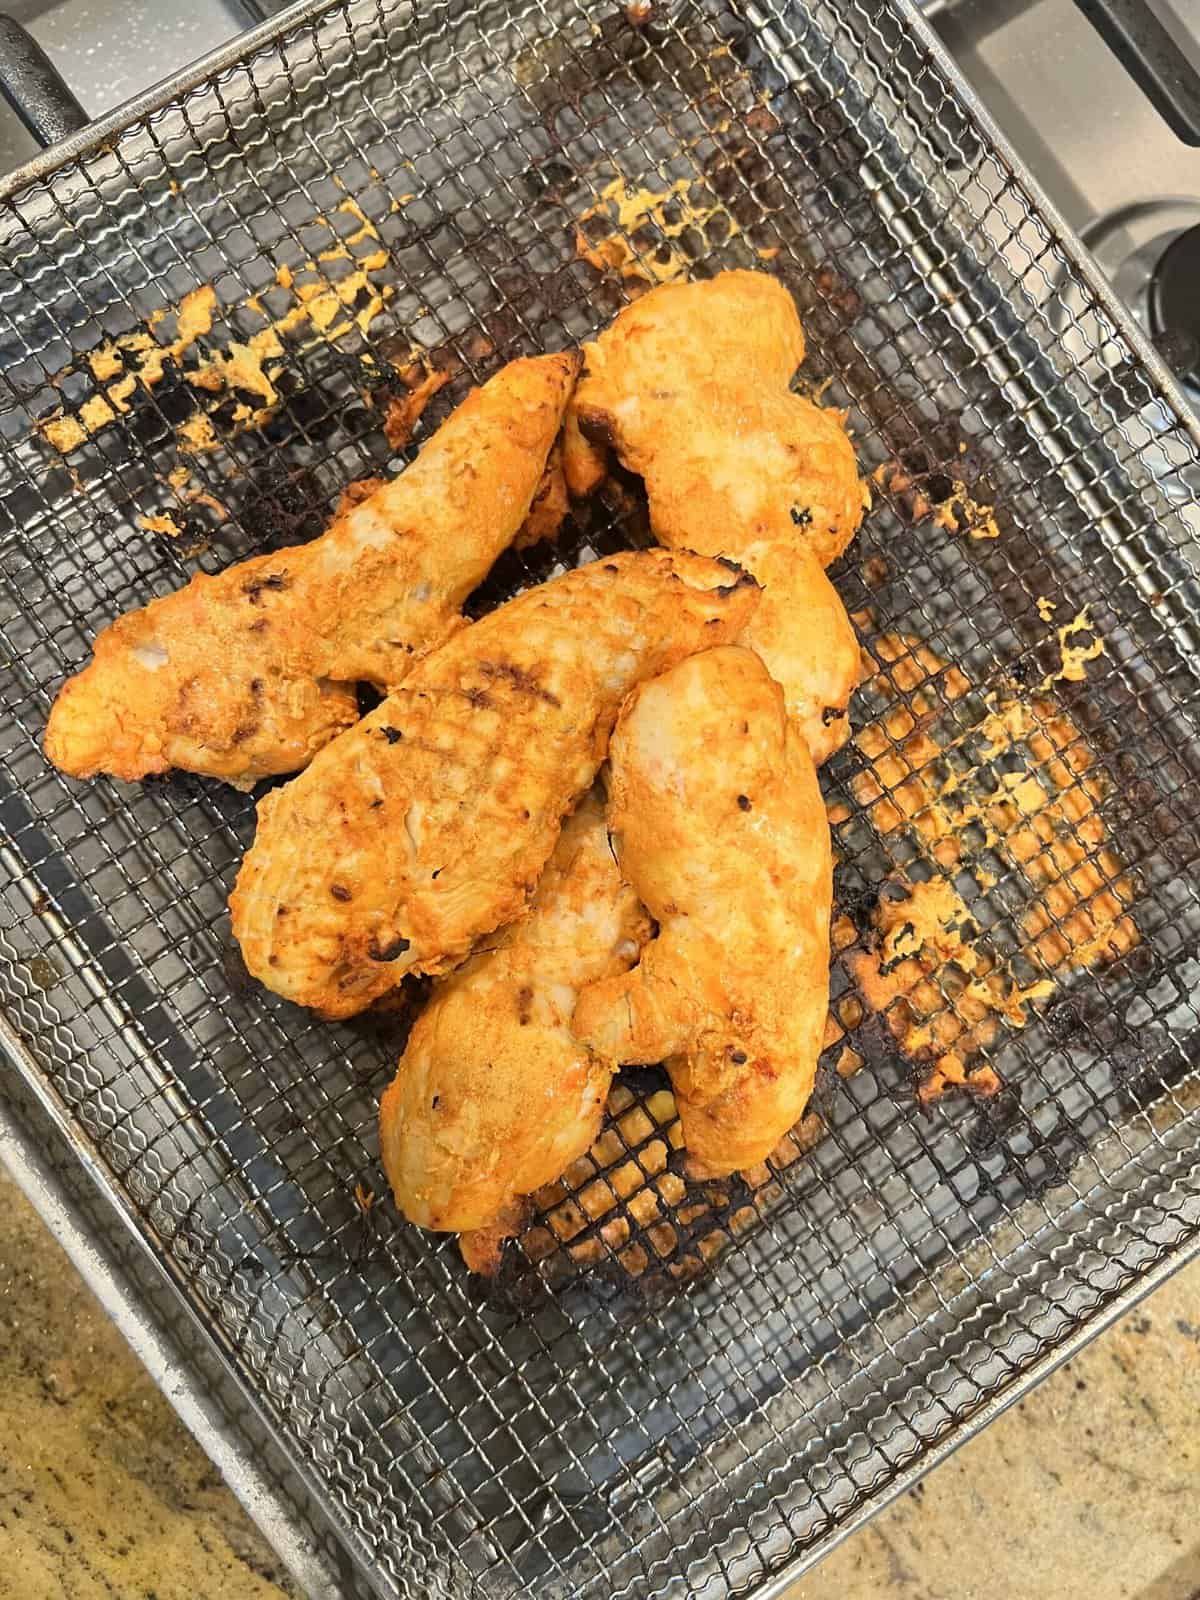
[1073,0,1200,146]
[0,13,88,148]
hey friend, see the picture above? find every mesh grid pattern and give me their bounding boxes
[1,1,1199,1595]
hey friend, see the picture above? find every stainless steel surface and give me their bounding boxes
[0,1076,353,1599]
[0,0,274,171]
[932,0,1200,533]
[1,1,1199,1597]
[930,0,1200,393]
[931,0,1200,238]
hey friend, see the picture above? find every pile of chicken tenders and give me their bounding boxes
[46,270,869,1273]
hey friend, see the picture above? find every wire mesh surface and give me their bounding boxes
[2,1,1200,1596]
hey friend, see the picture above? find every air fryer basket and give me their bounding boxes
[1,1,1198,1596]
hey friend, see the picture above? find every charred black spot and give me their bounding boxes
[379,726,403,745]
[431,868,441,879]
[603,562,619,573]
[330,883,352,902]
[369,935,412,962]
[276,906,288,917]
[715,561,756,597]
[737,794,752,811]
[516,984,534,1025]
[821,705,846,725]
[356,683,384,718]
[243,571,288,603]
[432,1095,440,1109]
[790,505,812,526]
[370,799,384,809]
[478,660,561,707]
[728,1048,747,1065]
[575,406,618,450]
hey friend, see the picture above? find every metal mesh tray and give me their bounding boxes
[2,1,1199,1595]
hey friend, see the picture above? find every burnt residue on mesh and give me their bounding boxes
[128,365,199,445]
[142,768,229,812]
[514,8,742,133]
[257,365,367,448]
[521,158,575,203]
[832,862,888,934]
[1112,1036,1196,1112]
[874,438,1005,545]
[236,461,327,550]
[151,503,219,562]
[808,1056,845,1120]
[341,975,432,1063]
[37,357,198,460]
[475,1241,716,1319]
[563,1255,712,1315]
[1078,995,1188,1112]
[468,253,624,366]
[839,1004,938,1105]
[466,1244,556,1316]
[217,937,256,999]
[1043,996,1085,1045]
[702,104,796,244]
[966,1083,1024,1157]
[968,1100,1089,1203]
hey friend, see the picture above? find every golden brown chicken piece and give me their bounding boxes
[379,791,650,1246]
[513,439,570,548]
[561,408,607,500]
[572,646,832,1177]
[734,541,861,763]
[571,270,868,763]
[230,550,758,1018]
[44,354,578,788]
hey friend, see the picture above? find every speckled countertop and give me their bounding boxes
[0,1160,1196,1600]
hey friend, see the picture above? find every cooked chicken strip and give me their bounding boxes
[379,792,650,1243]
[735,541,860,763]
[561,408,607,500]
[230,550,758,1018]
[45,353,578,788]
[573,646,832,1177]
[513,439,570,548]
[571,271,868,762]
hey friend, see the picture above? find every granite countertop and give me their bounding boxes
[1,1162,1196,1600]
